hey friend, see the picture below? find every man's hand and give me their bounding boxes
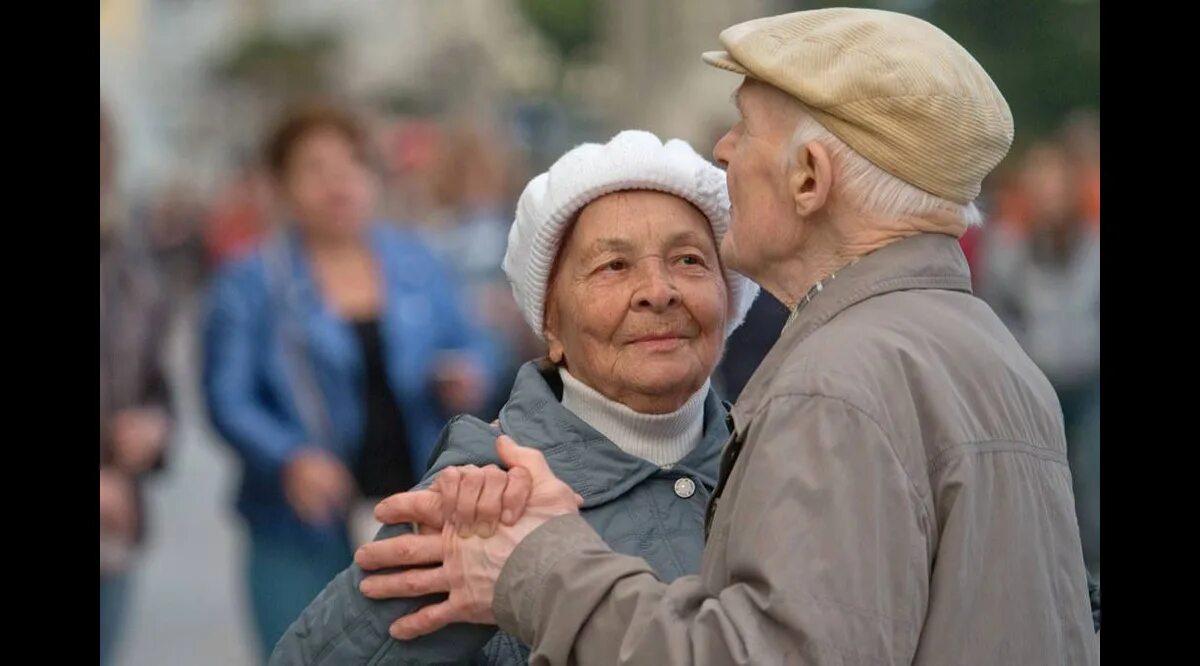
[356,464,534,604]
[389,436,582,640]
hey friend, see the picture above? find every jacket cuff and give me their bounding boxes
[493,513,606,642]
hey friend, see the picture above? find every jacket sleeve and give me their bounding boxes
[267,523,501,665]
[493,394,932,665]
[202,267,307,482]
[269,425,502,665]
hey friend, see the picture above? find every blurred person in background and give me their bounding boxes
[143,180,209,297]
[981,139,1100,579]
[201,101,500,659]
[1061,109,1101,229]
[379,118,444,226]
[203,159,273,268]
[419,119,540,414]
[100,99,175,666]
[959,164,1024,290]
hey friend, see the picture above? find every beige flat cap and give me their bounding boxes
[703,8,1014,205]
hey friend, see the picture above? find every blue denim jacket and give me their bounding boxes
[202,224,499,543]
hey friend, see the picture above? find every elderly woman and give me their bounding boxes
[202,102,499,659]
[269,130,758,664]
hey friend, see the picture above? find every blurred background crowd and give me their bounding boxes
[99,0,1099,663]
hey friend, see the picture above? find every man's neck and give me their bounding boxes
[762,211,965,310]
[759,220,869,310]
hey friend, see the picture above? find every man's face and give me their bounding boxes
[712,79,803,281]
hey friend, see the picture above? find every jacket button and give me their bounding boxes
[674,477,696,499]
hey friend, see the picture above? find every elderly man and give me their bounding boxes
[363,8,1100,665]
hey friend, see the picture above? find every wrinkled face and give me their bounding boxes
[280,128,377,239]
[712,79,803,280]
[544,190,729,413]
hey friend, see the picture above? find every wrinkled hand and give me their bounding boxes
[389,435,582,640]
[356,464,531,607]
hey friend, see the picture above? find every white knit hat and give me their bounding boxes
[502,129,759,341]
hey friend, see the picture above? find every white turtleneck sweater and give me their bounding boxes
[558,368,708,468]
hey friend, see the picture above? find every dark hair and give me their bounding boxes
[263,102,371,178]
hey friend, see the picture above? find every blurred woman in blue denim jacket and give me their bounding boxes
[202,103,499,658]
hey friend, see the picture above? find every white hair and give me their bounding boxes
[786,110,983,228]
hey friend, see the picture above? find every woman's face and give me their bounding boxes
[544,190,730,414]
[281,128,378,240]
